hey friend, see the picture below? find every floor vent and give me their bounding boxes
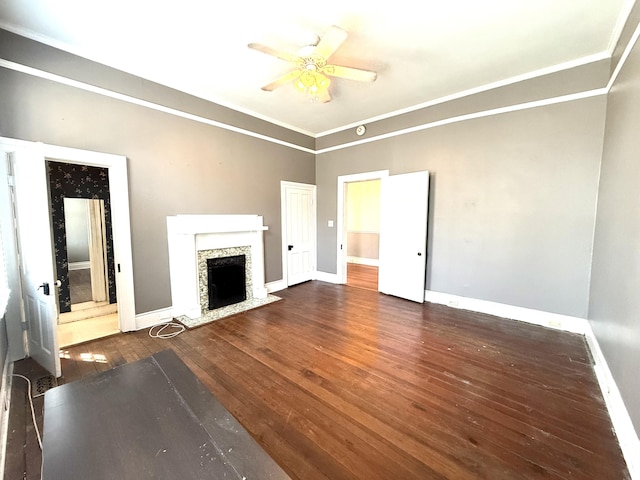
[34,375,58,397]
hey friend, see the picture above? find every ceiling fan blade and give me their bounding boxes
[261,70,302,91]
[314,25,348,60]
[248,43,299,64]
[324,65,377,82]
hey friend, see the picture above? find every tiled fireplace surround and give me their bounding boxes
[167,215,271,322]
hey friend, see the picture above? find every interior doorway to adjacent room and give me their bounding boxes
[57,196,119,347]
[344,179,381,291]
[337,170,388,289]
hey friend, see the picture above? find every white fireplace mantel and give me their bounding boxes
[167,215,268,319]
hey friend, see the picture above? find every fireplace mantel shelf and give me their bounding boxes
[176,226,268,234]
[170,214,268,235]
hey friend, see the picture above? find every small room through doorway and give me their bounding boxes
[47,161,120,347]
[58,197,118,346]
[345,179,381,291]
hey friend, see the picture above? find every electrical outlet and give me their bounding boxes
[327,220,334,227]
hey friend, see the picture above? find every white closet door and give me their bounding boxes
[283,183,316,286]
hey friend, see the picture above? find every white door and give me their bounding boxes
[378,171,430,303]
[12,146,61,377]
[282,182,316,286]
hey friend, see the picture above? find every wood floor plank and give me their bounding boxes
[346,263,378,291]
[212,309,597,478]
[12,281,629,480]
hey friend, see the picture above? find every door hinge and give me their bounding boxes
[21,322,28,332]
[6,175,14,186]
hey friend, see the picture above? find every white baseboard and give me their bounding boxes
[424,290,590,334]
[347,256,379,267]
[424,289,638,478]
[583,325,640,479]
[266,279,287,293]
[135,307,174,330]
[133,284,638,476]
[315,271,341,284]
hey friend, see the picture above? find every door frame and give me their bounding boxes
[280,181,317,287]
[336,170,389,284]
[0,137,136,333]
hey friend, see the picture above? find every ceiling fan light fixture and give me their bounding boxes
[294,71,330,99]
[249,25,376,104]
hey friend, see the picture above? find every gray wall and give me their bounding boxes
[0,31,315,314]
[1,21,638,442]
[589,28,640,435]
[317,96,606,319]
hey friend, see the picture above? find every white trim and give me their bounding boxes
[336,171,389,284]
[0,59,316,154]
[0,51,613,149]
[266,279,287,294]
[347,256,379,267]
[0,137,137,333]
[0,22,316,138]
[135,307,174,330]
[423,288,640,477]
[584,324,640,479]
[68,261,90,271]
[317,52,610,137]
[0,357,12,480]
[423,290,590,334]
[607,17,640,92]
[317,89,608,155]
[166,215,269,319]
[39,141,138,333]
[607,0,638,55]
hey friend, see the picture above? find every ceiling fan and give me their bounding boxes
[248,25,377,103]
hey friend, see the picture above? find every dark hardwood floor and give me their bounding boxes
[6,281,630,479]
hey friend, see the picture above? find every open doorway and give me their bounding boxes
[47,161,120,347]
[344,179,381,291]
[336,170,389,287]
[58,197,118,346]
[2,137,135,377]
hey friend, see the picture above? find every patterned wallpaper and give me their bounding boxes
[47,161,117,313]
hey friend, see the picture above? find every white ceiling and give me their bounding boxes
[0,0,633,136]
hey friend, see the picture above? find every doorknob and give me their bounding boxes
[38,282,50,296]
[288,245,294,251]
